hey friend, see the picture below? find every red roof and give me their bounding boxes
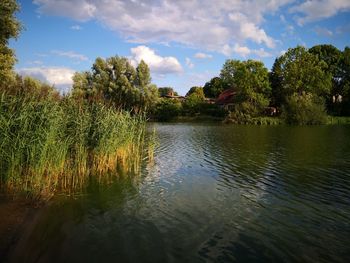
[216,88,236,105]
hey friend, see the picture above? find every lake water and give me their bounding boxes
[10,123,350,263]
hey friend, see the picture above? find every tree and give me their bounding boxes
[183,87,205,115]
[0,0,22,85]
[186,86,203,97]
[72,56,158,113]
[158,87,178,97]
[309,45,343,113]
[270,46,332,106]
[220,59,271,114]
[203,77,225,98]
[154,99,182,121]
[309,45,342,77]
[282,92,327,125]
[338,47,350,115]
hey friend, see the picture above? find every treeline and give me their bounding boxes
[203,45,350,124]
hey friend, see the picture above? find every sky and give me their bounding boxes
[10,0,350,95]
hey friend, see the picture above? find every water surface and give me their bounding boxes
[11,124,350,262]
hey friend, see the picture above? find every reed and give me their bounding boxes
[0,83,152,199]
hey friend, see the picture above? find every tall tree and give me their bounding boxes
[309,44,342,95]
[158,87,177,97]
[203,77,225,98]
[339,47,350,115]
[186,86,203,97]
[220,59,271,111]
[0,0,22,85]
[270,46,332,105]
[72,56,158,113]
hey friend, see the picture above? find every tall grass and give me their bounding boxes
[0,80,151,198]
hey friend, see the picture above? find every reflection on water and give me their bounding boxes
[10,124,350,263]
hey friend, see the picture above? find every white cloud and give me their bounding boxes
[290,0,350,25]
[185,57,194,69]
[33,0,293,53]
[233,44,252,57]
[17,67,75,93]
[253,48,272,58]
[129,45,182,75]
[228,12,275,48]
[70,25,82,30]
[314,26,333,37]
[51,50,88,61]
[223,44,251,57]
[194,52,213,59]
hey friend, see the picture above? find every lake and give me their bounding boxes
[9,123,350,263]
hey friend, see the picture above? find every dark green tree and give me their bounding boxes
[72,56,158,113]
[0,0,22,85]
[338,47,350,115]
[158,87,178,97]
[183,87,205,115]
[270,46,332,106]
[220,59,271,114]
[203,77,225,98]
[186,86,203,97]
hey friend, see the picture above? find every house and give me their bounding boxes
[216,88,236,110]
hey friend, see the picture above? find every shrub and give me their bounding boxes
[282,92,327,125]
[154,98,182,121]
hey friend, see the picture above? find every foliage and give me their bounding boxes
[337,47,350,115]
[0,0,22,85]
[186,86,203,97]
[158,87,178,97]
[220,59,271,122]
[72,57,158,113]
[282,92,327,125]
[270,46,332,106]
[0,78,150,198]
[183,87,205,115]
[154,98,182,121]
[199,103,227,118]
[203,77,225,98]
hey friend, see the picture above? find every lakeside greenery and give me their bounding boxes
[0,1,154,198]
[0,78,150,198]
[155,44,350,124]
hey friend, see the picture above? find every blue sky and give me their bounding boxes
[10,0,350,95]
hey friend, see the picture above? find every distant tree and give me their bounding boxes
[0,0,22,85]
[154,99,182,121]
[309,45,342,97]
[270,46,332,106]
[338,47,350,115]
[72,56,158,113]
[220,59,271,114]
[158,87,178,97]
[183,87,205,115]
[309,45,342,76]
[282,92,327,125]
[203,77,225,98]
[186,86,203,97]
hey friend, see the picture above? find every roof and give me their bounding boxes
[216,88,236,105]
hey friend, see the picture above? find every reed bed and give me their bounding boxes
[0,86,151,199]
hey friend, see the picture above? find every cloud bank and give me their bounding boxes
[33,0,300,56]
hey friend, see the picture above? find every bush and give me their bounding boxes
[282,92,327,125]
[154,98,182,121]
[199,103,227,118]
